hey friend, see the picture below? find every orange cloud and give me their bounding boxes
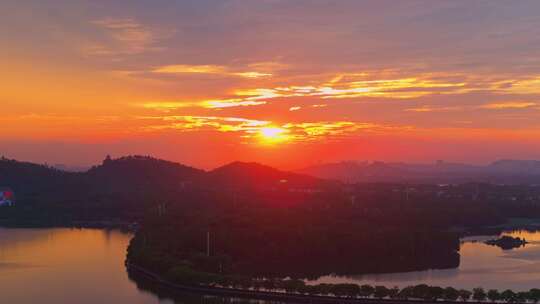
[152,63,274,79]
[139,115,408,145]
[405,106,464,112]
[201,99,267,108]
[140,99,267,110]
[153,64,226,74]
[231,73,468,102]
[496,77,540,95]
[479,102,538,109]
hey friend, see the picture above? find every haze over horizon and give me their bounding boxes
[2,0,540,168]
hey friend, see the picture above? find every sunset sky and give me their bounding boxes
[2,0,540,169]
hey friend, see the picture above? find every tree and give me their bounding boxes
[429,286,445,301]
[331,284,356,297]
[529,289,540,303]
[344,284,361,298]
[298,284,317,295]
[374,286,390,299]
[459,289,472,302]
[398,286,414,299]
[473,288,487,302]
[444,287,460,301]
[412,284,431,300]
[388,287,400,299]
[281,279,305,293]
[360,284,375,298]
[487,289,500,302]
[315,283,332,295]
[500,290,516,303]
[516,292,529,303]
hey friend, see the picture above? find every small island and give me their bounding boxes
[485,236,528,250]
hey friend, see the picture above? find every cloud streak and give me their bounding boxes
[139,115,405,144]
[479,102,538,110]
[153,63,275,79]
[84,18,162,56]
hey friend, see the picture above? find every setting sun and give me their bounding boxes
[258,127,290,144]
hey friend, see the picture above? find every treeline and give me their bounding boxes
[127,255,540,303]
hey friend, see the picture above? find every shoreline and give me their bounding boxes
[126,263,514,304]
[0,219,138,232]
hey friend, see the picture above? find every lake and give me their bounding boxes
[1,228,539,304]
[312,229,540,291]
[0,228,257,304]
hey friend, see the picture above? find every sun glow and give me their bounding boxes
[258,127,290,144]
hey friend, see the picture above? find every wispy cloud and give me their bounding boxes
[84,18,163,56]
[140,70,540,115]
[497,77,540,95]
[406,101,539,113]
[405,106,464,112]
[139,115,409,144]
[479,101,538,110]
[140,99,267,111]
[152,63,277,79]
[153,64,226,74]
[140,115,271,133]
[201,99,267,108]
[230,73,468,102]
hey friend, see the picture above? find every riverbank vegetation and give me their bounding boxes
[126,257,540,303]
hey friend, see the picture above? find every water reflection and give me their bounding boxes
[311,229,540,291]
[0,228,164,304]
[3,227,540,303]
[128,268,287,304]
[0,228,283,304]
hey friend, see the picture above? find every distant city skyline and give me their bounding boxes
[2,0,540,168]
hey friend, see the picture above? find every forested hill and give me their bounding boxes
[0,156,332,195]
[0,155,335,223]
[85,155,205,193]
[202,161,335,190]
[3,155,540,228]
[0,157,74,194]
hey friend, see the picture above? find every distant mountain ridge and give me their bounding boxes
[0,155,335,222]
[0,155,330,198]
[297,160,540,184]
[85,155,205,192]
[204,161,330,190]
[488,159,540,174]
[3,156,540,200]
[2,155,540,225]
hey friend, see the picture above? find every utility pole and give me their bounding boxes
[206,231,210,257]
[406,188,410,201]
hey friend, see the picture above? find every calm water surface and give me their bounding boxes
[0,228,264,304]
[313,230,540,291]
[2,228,540,304]
[0,228,168,303]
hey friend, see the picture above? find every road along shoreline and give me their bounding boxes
[126,263,508,304]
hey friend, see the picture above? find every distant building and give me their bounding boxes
[0,188,15,206]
